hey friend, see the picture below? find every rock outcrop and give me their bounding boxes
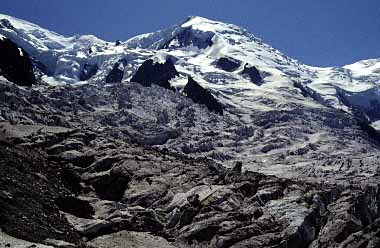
[183,76,223,114]
[80,63,98,81]
[0,37,36,86]
[131,59,179,90]
[216,57,241,72]
[241,64,263,85]
[105,60,126,83]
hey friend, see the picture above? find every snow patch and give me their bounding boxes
[18,47,23,56]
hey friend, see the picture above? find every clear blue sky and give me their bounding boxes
[1,0,380,67]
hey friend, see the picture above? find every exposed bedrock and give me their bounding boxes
[131,58,179,90]
[216,57,241,72]
[183,76,224,114]
[0,37,36,86]
[105,59,127,83]
[80,63,98,81]
[241,64,263,86]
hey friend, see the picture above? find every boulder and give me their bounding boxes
[87,155,120,172]
[55,150,95,168]
[131,59,178,90]
[0,37,36,86]
[183,76,223,115]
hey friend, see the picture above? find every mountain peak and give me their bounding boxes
[180,16,245,35]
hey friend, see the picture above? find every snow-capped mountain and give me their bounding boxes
[2,14,380,183]
[2,14,380,248]
[2,14,380,119]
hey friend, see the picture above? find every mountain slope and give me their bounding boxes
[1,14,380,248]
[1,14,380,181]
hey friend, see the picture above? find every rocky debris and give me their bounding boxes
[310,187,380,247]
[54,150,95,168]
[86,155,121,173]
[88,231,177,248]
[241,64,263,85]
[161,27,214,49]
[0,37,36,86]
[0,140,82,245]
[2,74,380,247]
[2,120,380,247]
[183,76,223,114]
[131,59,179,90]
[0,231,54,248]
[216,57,241,72]
[47,139,85,154]
[79,63,98,81]
[105,60,126,83]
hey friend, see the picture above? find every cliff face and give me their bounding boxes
[131,59,179,90]
[0,36,36,86]
[183,76,223,114]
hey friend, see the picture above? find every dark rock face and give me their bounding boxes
[55,196,95,219]
[80,63,98,81]
[216,57,241,72]
[0,19,16,30]
[241,64,263,85]
[0,37,36,86]
[105,60,126,83]
[337,88,380,123]
[131,59,179,90]
[88,164,133,201]
[32,58,51,78]
[183,76,223,115]
[161,27,214,50]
